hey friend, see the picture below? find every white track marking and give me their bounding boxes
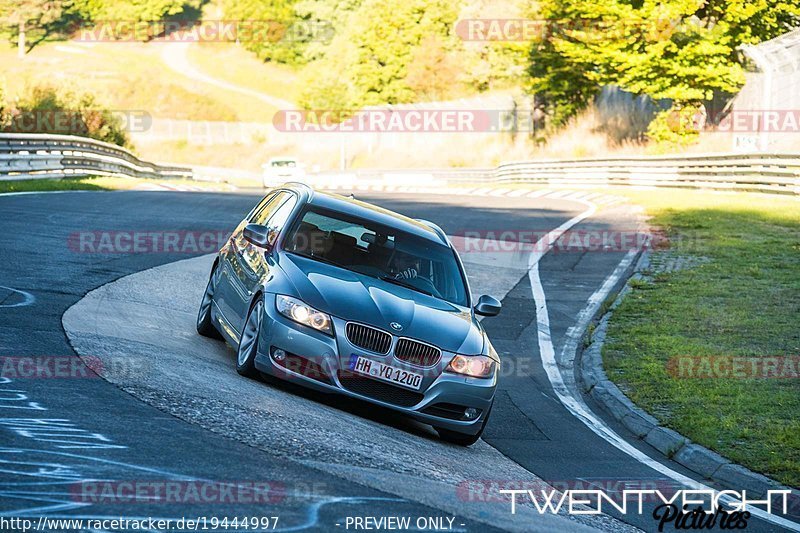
[526,196,800,531]
[0,191,93,197]
[0,286,35,308]
[596,196,622,205]
[544,190,574,199]
[563,191,592,201]
[579,193,602,202]
[526,189,553,198]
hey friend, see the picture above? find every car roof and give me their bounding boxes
[282,184,448,246]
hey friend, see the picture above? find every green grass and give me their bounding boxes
[0,176,225,193]
[0,176,117,193]
[602,189,800,487]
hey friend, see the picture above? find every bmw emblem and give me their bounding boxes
[390,322,403,332]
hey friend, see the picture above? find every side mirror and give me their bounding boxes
[243,224,278,249]
[474,295,501,317]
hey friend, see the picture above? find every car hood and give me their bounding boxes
[277,253,484,354]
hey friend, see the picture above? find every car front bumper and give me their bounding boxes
[252,296,496,435]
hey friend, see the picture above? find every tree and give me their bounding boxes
[405,36,461,101]
[299,0,460,109]
[458,0,530,94]
[1,83,130,146]
[0,0,63,57]
[72,0,195,22]
[529,0,800,135]
[70,0,201,40]
[292,0,362,64]
[221,0,299,63]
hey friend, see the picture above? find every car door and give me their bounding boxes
[227,191,298,332]
[216,193,278,333]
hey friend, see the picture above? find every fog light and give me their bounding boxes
[273,348,286,361]
[463,408,480,421]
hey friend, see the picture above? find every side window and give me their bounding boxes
[251,192,289,225]
[247,193,276,222]
[265,194,298,231]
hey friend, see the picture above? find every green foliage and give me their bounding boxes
[457,0,531,93]
[221,0,529,107]
[299,0,460,109]
[528,37,598,127]
[405,36,461,101]
[72,0,197,23]
[0,0,203,47]
[292,0,361,63]
[645,106,702,151]
[221,0,301,63]
[529,0,800,134]
[0,0,71,54]
[1,83,130,147]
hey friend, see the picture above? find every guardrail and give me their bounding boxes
[486,153,800,195]
[2,132,798,195]
[0,133,192,181]
[313,154,800,195]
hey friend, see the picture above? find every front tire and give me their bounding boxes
[197,264,223,339]
[236,299,264,378]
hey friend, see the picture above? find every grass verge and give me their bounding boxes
[602,189,800,487]
[0,176,227,194]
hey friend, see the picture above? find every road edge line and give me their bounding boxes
[528,197,800,531]
[578,251,800,512]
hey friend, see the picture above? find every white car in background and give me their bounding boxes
[262,157,305,187]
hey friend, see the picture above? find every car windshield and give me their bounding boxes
[283,207,469,307]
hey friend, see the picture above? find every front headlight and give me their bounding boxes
[276,295,333,335]
[445,354,497,379]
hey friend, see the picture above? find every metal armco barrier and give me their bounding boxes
[308,155,800,195]
[487,153,800,195]
[2,132,798,195]
[0,133,192,181]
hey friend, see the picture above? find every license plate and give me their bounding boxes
[348,354,424,391]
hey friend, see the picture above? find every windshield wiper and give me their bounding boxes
[379,275,434,297]
[294,252,345,270]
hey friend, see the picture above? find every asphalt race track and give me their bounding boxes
[1,189,798,532]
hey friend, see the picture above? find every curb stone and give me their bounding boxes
[576,250,798,502]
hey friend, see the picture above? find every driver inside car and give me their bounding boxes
[392,252,421,280]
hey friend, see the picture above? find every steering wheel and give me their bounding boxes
[411,276,442,298]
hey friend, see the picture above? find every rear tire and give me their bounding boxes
[236,299,264,378]
[197,264,223,340]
